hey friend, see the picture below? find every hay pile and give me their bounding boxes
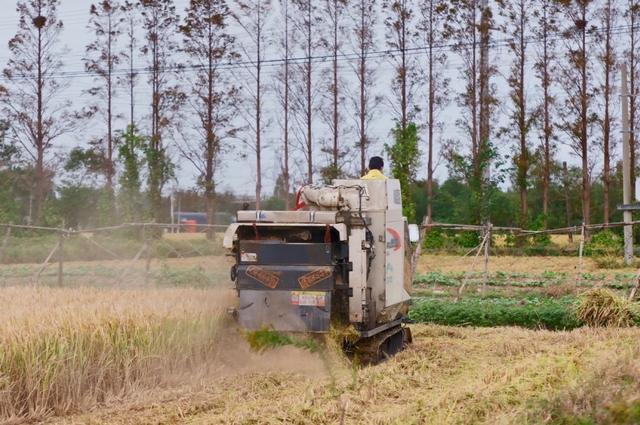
[576,288,639,327]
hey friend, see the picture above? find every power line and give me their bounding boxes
[1,22,637,83]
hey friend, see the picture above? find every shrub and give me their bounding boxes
[422,228,446,249]
[454,231,480,248]
[585,230,623,257]
[593,255,626,269]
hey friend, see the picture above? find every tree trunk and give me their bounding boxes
[359,0,367,176]
[255,3,262,209]
[580,5,590,228]
[541,1,551,228]
[563,161,573,242]
[602,1,613,224]
[205,20,216,238]
[471,4,479,176]
[306,1,313,184]
[478,0,491,150]
[630,1,638,200]
[151,28,162,221]
[106,10,114,193]
[517,0,527,229]
[129,16,135,129]
[35,21,45,224]
[332,0,339,173]
[426,0,434,222]
[400,0,407,131]
[283,0,290,209]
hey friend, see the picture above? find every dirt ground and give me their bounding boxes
[0,253,617,287]
[418,253,635,275]
[44,324,640,425]
[0,255,234,287]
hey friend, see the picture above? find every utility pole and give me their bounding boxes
[563,161,573,243]
[622,63,634,266]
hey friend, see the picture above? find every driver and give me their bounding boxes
[361,156,387,180]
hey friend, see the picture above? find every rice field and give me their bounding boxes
[0,286,234,422]
[1,252,640,424]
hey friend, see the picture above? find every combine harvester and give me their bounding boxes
[223,179,418,362]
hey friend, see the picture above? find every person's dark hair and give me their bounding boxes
[369,156,384,171]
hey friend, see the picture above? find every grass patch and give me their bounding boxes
[156,264,215,288]
[413,271,637,291]
[0,233,225,264]
[244,328,322,353]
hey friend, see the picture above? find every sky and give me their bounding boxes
[0,0,610,199]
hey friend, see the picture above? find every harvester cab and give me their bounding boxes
[223,179,414,362]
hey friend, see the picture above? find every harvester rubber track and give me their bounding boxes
[353,326,412,364]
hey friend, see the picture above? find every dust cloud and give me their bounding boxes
[211,327,330,378]
[178,287,332,382]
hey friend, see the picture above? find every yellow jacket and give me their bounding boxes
[361,169,387,180]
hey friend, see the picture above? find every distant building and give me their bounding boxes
[173,211,234,231]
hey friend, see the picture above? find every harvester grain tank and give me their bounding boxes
[223,178,415,361]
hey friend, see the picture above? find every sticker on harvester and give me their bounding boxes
[240,251,258,262]
[297,267,332,289]
[246,266,280,288]
[291,291,326,307]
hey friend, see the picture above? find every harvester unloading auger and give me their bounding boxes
[223,179,419,363]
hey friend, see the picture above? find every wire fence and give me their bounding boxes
[417,219,640,300]
[0,222,230,288]
[1,219,639,300]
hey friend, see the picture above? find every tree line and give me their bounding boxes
[0,0,637,230]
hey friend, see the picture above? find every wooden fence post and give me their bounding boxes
[118,227,148,284]
[144,226,152,285]
[456,231,489,301]
[577,223,585,290]
[483,222,492,293]
[33,240,61,286]
[57,229,65,286]
[0,226,11,264]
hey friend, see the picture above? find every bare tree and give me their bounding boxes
[596,0,618,224]
[444,1,479,164]
[444,0,496,222]
[120,1,138,129]
[533,0,558,228]
[319,0,348,180]
[383,0,419,131]
[139,0,183,220]
[498,0,533,229]
[234,0,271,208]
[0,0,77,224]
[275,0,292,207]
[477,1,493,157]
[84,0,124,196]
[348,0,380,175]
[556,0,597,228]
[418,0,448,222]
[180,0,237,229]
[291,0,319,184]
